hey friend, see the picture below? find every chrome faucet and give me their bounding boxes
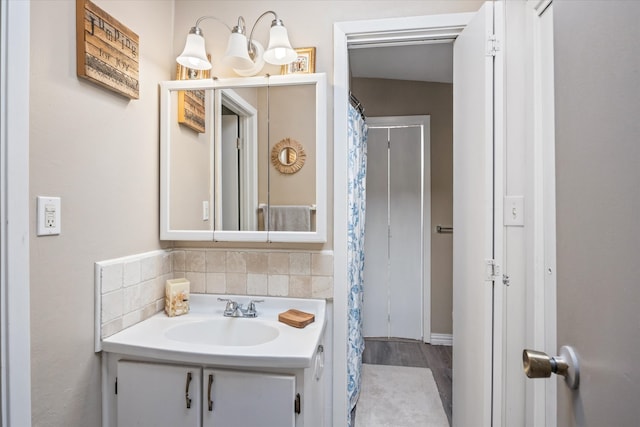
[217,298,264,318]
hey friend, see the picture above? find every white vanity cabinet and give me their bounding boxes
[106,353,324,427]
[202,368,296,427]
[117,360,201,427]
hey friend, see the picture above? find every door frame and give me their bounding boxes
[364,115,431,342]
[334,12,475,426]
[214,89,258,231]
[525,0,557,425]
[0,0,32,425]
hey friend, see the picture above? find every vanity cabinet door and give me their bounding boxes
[117,360,201,427]
[203,369,296,427]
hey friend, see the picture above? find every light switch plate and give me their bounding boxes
[504,196,524,227]
[37,196,61,236]
[202,200,209,221]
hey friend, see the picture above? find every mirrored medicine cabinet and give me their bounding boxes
[160,73,326,243]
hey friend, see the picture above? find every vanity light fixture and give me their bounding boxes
[176,11,297,76]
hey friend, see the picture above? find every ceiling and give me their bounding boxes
[349,42,453,84]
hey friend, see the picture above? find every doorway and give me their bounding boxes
[214,89,258,231]
[336,11,455,421]
[334,4,508,426]
[220,112,240,230]
[363,116,430,341]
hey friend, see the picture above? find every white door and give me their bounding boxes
[363,117,429,341]
[525,2,640,425]
[117,361,201,427]
[362,125,390,337]
[202,369,296,427]
[452,2,503,426]
[221,114,239,230]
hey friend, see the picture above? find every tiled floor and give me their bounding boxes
[357,337,453,426]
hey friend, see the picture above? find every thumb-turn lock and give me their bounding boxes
[522,345,580,390]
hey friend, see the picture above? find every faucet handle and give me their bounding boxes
[245,299,264,317]
[217,298,237,314]
[247,299,264,310]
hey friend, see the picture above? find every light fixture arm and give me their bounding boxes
[246,11,279,59]
[194,16,232,32]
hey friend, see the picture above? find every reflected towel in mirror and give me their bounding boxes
[264,205,311,231]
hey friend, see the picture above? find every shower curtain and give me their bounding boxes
[347,103,367,426]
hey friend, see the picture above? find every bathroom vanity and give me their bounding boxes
[100,294,326,427]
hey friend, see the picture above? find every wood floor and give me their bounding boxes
[356,337,453,426]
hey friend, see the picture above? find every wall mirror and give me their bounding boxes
[160,73,326,243]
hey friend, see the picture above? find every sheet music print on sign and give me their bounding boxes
[76,0,139,99]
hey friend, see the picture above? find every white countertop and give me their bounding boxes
[102,294,326,369]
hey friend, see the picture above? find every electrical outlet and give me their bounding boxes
[37,196,61,236]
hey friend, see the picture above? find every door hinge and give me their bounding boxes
[485,259,501,282]
[236,137,242,150]
[115,377,117,395]
[294,393,301,414]
[487,35,500,56]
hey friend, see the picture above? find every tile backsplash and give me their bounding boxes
[95,250,172,350]
[172,250,333,299]
[96,248,333,350]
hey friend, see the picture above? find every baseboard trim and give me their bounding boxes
[430,333,453,346]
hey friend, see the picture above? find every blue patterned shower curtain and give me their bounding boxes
[346,103,367,426]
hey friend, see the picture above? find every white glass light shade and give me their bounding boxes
[233,41,265,77]
[222,31,254,70]
[176,31,212,71]
[263,24,297,65]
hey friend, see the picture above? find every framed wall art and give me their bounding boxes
[76,0,139,99]
[281,47,316,75]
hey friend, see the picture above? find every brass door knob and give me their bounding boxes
[522,345,580,390]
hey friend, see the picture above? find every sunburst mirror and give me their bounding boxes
[271,138,306,174]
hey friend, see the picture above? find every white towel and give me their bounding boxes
[267,205,311,231]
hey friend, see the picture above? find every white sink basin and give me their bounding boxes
[164,318,280,346]
[101,294,326,368]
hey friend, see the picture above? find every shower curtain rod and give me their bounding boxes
[349,92,365,119]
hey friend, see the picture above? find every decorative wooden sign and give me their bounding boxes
[178,90,206,133]
[76,0,139,99]
[175,61,210,133]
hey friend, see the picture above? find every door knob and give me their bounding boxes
[522,345,580,390]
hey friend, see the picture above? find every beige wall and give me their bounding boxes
[351,78,453,334]
[268,85,317,206]
[29,1,173,425]
[29,1,483,426]
[170,89,214,230]
[256,85,317,207]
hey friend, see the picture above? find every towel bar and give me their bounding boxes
[258,203,316,211]
[436,225,453,234]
